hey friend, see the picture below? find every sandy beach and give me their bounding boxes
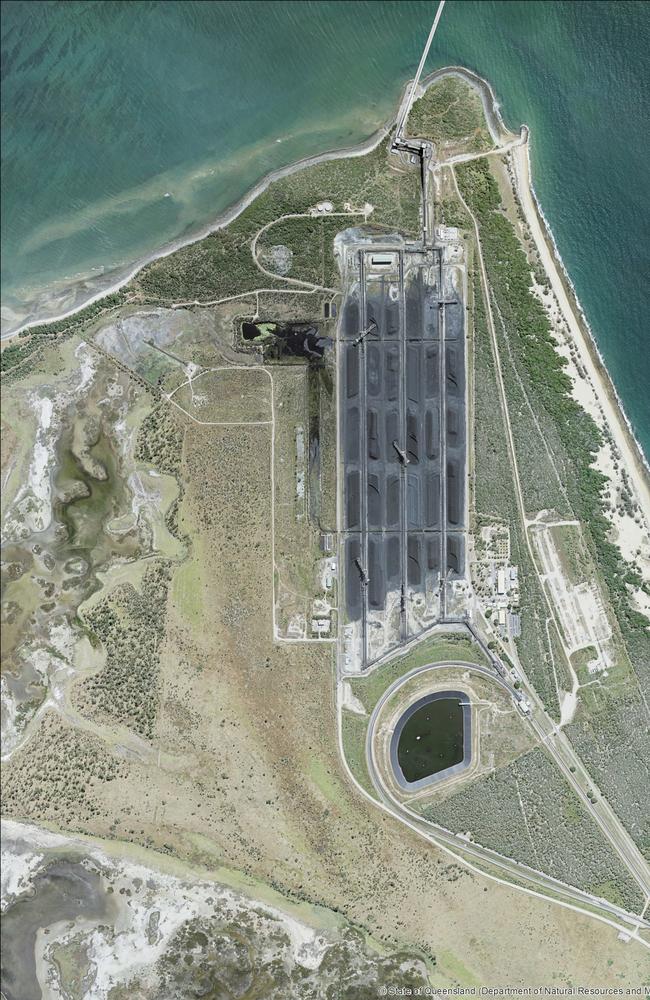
[1,113,399,342]
[4,64,648,532]
[0,65,513,343]
[441,67,650,533]
[511,139,650,523]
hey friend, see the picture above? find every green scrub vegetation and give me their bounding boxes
[471,268,567,719]
[457,157,648,660]
[459,157,650,848]
[421,746,644,914]
[77,560,173,739]
[134,140,419,305]
[349,635,487,716]
[1,292,128,379]
[406,76,493,154]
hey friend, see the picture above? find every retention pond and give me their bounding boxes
[390,690,471,790]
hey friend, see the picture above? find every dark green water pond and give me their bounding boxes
[397,697,464,783]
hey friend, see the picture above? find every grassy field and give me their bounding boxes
[4,83,649,986]
[313,355,338,534]
[173,368,272,424]
[470,264,567,718]
[271,363,327,635]
[457,157,649,657]
[349,635,488,715]
[340,710,375,799]
[470,230,632,715]
[375,666,535,800]
[4,347,643,985]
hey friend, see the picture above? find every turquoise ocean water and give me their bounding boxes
[2,0,649,454]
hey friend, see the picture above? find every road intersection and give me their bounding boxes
[335,54,650,937]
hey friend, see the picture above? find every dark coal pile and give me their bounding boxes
[242,321,331,360]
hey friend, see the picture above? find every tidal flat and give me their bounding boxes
[1,819,431,1000]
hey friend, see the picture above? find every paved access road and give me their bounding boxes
[341,246,466,665]
[363,660,650,936]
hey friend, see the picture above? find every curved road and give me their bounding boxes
[360,660,650,940]
[450,163,650,901]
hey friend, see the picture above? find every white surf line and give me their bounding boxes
[3,61,511,346]
[4,130,391,340]
[395,0,447,139]
[511,140,650,507]
[453,167,650,895]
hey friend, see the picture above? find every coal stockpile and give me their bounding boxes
[444,300,463,341]
[447,533,465,575]
[406,270,439,340]
[368,473,382,528]
[242,321,331,359]
[386,473,400,527]
[346,346,359,398]
[406,271,423,334]
[340,247,467,648]
[407,535,422,586]
[368,537,386,609]
[345,536,362,619]
[447,460,462,526]
[445,344,464,398]
[343,297,360,337]
[363,278,400,341]
[346,470,361,529]
[444,304,466,559]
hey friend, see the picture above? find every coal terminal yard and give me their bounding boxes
[340,240,467,669]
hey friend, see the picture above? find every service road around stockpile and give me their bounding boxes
[340,241,466,668]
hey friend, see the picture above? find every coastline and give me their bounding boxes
[1,64,508,344]
[428,68,650,506]
[510,139,650,517]
[418,65,517,147]
[1,112,400,342]
[4,65,648,499]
